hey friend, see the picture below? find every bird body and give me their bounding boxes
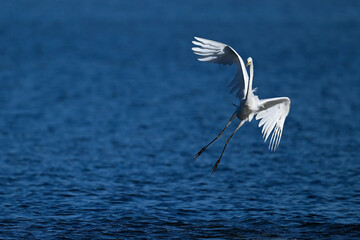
[192,37,291,172]
[235,98,258,121]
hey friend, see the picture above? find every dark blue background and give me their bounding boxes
[0,0,359,239]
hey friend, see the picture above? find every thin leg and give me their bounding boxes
[211,120,245,173]
[194,114,236,160]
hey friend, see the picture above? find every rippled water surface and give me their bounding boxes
[0,0,360,239]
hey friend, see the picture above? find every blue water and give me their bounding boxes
[0,0,359,239]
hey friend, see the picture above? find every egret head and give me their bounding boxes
[246,57,253,67]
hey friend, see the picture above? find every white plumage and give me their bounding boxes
[192,37,249,100]
[192,37,291,172]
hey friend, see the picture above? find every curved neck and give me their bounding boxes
[246,63,254,98]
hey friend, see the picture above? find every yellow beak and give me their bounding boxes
[246,62,250,67]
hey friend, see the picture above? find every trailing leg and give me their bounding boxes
[211,120,245,173]
[194,114,236,160]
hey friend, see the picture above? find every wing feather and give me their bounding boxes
[255,97,290,151]
[192,37,249,100]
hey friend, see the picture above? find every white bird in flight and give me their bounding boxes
[192,37,291,173]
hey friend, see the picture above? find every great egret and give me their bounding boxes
[192,37,291,173]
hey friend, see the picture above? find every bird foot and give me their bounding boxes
[194,148,205,160]
[211,158,221,174]
[211,164,218,174]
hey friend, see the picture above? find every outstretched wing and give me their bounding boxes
[255,97,291,151]
[192,37,249,100]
